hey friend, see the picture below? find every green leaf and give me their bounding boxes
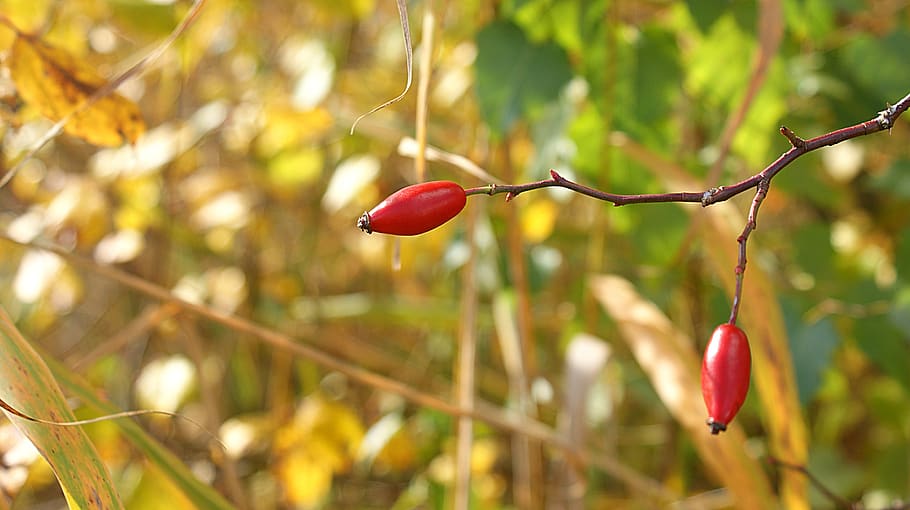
[893,224,910,282]
[784,0,835,42]
[855,312,910,393]
[685,13,753,110]
[868,159,910,200]
[0,306,123,510]
[784,307,841,405]
[474,21,572,138]
[837,29,910,101]
[613,26,682,146]
[685,0,728,33]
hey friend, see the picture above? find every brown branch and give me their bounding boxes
[465,92,910,320]
[730,177,770,325]
[466,92,910,207]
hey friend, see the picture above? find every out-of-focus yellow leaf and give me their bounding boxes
[274,441,336,507]
[309,0,375,21]
[9,34,146,147]
[520,199,558,243]
[123,461,196,510]
[590,274,775,509]
[273,395,365,507]
[267,147,324,189]
[359,413,418,473]
[374,426,418,472]
[43,176,111,246]
[0,0,51,37]
[255,106,334,157]
[468,437,499,474]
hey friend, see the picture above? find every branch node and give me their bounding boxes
[877,103,894,130]
[779,126,805,148]
[701,187,721,206]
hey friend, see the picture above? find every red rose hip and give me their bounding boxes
[358,181,466,236]
[701,323,751,434]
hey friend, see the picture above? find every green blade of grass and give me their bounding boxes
[42,349,236,510]
[0,305,123,510]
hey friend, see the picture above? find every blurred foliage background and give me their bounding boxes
[0,0,908,508]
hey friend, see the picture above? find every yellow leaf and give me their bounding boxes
[374,426,417,473]
[9,34,146,147]
[274,448,334,507]
[255,106,334,157]
[0,0,51,36]
[267,147,324,189]
[123,462,197,510]
[310,0,376,20]
[520,199,558,243]
[272,395,365,506]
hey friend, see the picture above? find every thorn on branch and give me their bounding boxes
[780,126,805,148]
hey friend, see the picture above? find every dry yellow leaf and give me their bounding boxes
[9,34,146,147]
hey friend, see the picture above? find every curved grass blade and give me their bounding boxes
[0,306,123,509]
[42,353,235,510]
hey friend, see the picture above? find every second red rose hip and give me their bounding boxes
[701,323,752,435]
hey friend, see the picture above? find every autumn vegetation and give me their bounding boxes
[0,1,908,509]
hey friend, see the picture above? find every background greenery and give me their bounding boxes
[0,0,908,508]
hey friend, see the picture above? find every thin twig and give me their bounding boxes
[68,303,180,369]
[463,93,910,371]
[768,458,856,510]
[728,177,770,324]
[464,92,910,208]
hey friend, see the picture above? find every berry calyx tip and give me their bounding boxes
[357,212,372,234]
[706,418,727,435]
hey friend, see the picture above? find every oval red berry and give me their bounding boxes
[701,323,751,435]
[358,181,466,236]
